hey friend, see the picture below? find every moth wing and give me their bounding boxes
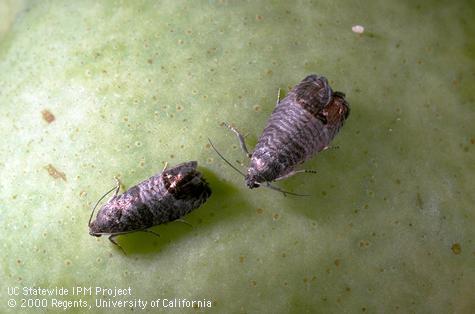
[291,75,332,118]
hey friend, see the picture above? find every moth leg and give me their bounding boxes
[276,88,282,105]
[112,176,122,197]
[223,122,252,158]
[265,183,289,197]
[162,161,169,172]
[264,182,310,197]
[175,219,193,227]
[108,234,127,255]
[224,122,251,158]
[274,169,318,181]
[140,229,160,238]
[322,145,340,152]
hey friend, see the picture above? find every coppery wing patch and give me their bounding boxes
[163,170,211,200]
[319,92,350,125]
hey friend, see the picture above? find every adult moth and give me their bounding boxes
[89,161,211,253]
[210,74,349,195]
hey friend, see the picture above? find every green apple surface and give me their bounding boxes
[1,1,474,313]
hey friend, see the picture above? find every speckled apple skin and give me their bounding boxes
[1,1,474,313]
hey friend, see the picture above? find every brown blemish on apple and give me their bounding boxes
[359,240,370,249]
[41,109,55,123]
[451,243,461,255]
[45,164,67,181]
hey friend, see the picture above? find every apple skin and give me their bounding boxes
[1,1,474,313]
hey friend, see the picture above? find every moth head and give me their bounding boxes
[88,219,102,237]
[88,199,123,236]
[245,175,260,189]
[245,166,264,189]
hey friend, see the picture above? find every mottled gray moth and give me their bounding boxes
[210,74,350,195]
[89,161,211,253]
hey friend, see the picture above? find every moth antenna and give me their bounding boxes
[208,138,246,177]
[88,184,120,227]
